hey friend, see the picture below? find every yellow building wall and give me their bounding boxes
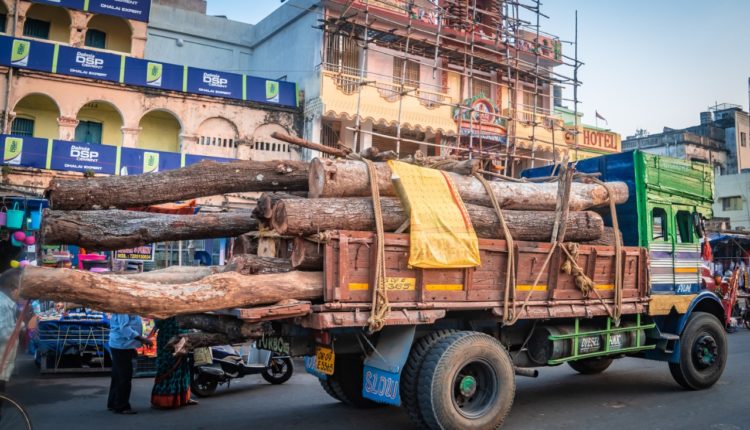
[77,103,123,146]
[138,111,180,152]
[87,15,132,53]
[26,5,70,43]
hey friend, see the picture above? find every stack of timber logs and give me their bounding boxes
[14,144,629,331]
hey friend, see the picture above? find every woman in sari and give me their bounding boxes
[150,317,197,409]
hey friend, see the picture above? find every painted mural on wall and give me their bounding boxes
[452,95,508,143]
[0,35,299,108]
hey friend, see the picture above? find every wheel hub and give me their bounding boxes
[459,375,477,397]
[693,334,718,369]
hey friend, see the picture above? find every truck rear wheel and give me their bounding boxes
[401,330,461,429]
[328,354,382,409]
[669,312,727,390]
[417,332,515,430]
[318,377,341,401]
[568,357,613,375]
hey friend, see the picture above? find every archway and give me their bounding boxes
[23,4,71,43]
[252,123,299,161]
[12,93,60,139]
[138,110,181,153]
[75,101,123,146]
[195,117,239,158]
[85,14,132,53]
[0,2,9,34]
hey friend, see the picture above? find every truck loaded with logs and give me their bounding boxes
[6,136,726,430]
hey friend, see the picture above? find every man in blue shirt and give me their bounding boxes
[107,314,153,414]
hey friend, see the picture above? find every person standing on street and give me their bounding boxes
[108,314,153,414]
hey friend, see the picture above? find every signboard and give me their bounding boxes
[1,135,48,169]
[123,58,183,92]
[56,46,122,82]
[49,140,118,175]
[186,67,244,100]
[0,35,298,108]
[30,0,151,22]
[564,127,621,154]
[119,147,181,175]
[453,96,507,142]
[114,245,155,262]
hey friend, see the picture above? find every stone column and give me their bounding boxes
[179,133,199,155]
[57,116,79,141]
[235,138,253,160]
[69,11,88,47]
[121,126,141,148]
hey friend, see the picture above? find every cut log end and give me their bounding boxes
[271,201,289,234]
[308,158,326,199]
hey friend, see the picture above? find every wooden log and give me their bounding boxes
[272,197,604,242]
[114,266,220,284]
[19,266,324,319]
[290,237,325,270]
[175,314,253,340]
[223,254,293,275]
[272,132,351,158]
[253,192,306,220]
[42,209,259,250]
[582,227,618,246]
[47,160,309,210]
[232,234,258,255]
[169,333,235,355]
[307,158,628,211]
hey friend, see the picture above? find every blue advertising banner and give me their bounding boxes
[120,147,181,175]
[0,37,55,73]
[30,0,151,22]
[123,57,183,92]
[246,76,297,107]
[49,140,118,175]
[186,67,243,100]
[184,154,235,166]
[55,46,123,82]
[1,135,48,169]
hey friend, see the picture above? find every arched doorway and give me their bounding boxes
[85,14,132,53]
[23,4,71,43]
[11,93,60,139]
[138,110,181,153]
[75,101,123,146]
[195,117,239,158]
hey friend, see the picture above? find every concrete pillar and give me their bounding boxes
[69,11,87,47]
[57,116,79,141]
[235,138,253,160]
[180,133,199,155]
[360,120,373,151]
[121,126,141,148]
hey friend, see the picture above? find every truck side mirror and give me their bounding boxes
[693,213,704,239]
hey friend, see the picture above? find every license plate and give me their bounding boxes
[315,346,335,376]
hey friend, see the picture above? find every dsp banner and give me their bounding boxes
[123,57,183,92]
[0,37,55,73]
[55,45,122,81]
[30,0,151,22]
[120,147,181,175]
[49,140,118,175]
[1,135,48,169]
[246,76,298,107]
[186,67,244,100]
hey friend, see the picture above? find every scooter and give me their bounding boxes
[190,343,294,397]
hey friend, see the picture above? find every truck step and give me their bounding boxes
[659,333,679,341]
[658,333,679,353]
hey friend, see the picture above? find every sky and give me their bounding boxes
[206,0,750,137]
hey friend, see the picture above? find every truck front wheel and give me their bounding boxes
[417,332,515,430]
[669,312,727,390]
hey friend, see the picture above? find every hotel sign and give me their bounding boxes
[565,127,621,153]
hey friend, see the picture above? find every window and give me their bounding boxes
[75,121,103,144]
[722,196,743,211]
[0,14,7,34]
[85,29,107,49]
[393,58,420,88]
[324,34,359,74]
[10,118,34,137]
[741,132,747,148]
[23,18,50,39]
[652,208,668,241]
[675,211,693,244]
[472,77,492,100]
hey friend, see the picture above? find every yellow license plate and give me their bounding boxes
[315,346,335,376]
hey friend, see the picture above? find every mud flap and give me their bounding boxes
[361,325,416,406]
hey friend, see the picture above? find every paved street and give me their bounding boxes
[7,330,749,430]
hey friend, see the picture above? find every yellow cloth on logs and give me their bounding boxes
[388,161,481,269]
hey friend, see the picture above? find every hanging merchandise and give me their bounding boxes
[24,235,36,246]
[6,202,24,230]
[0,204,6,227]
[28,206,42,231]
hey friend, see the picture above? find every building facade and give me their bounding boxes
[713,172,750,230]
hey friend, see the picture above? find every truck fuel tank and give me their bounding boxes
[527,324,646,365]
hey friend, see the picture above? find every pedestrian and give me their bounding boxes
[150,317,197,409]
[0,269,21,393]
[108,314,153,414]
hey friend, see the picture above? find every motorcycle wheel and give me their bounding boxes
[190,370,219,397]
[261,356,294,385]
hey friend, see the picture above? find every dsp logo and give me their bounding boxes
[202,73,228,88]
[70,145,100,162]
[75,52,104,68]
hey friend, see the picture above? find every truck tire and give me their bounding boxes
[401,330,461,429]
[568,357,614,375]
[318,377,341,401]
[417,332,515,430]
[669,312,727,390]
[328,354,382,409]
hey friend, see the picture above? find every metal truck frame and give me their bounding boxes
[232,150,725,430]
